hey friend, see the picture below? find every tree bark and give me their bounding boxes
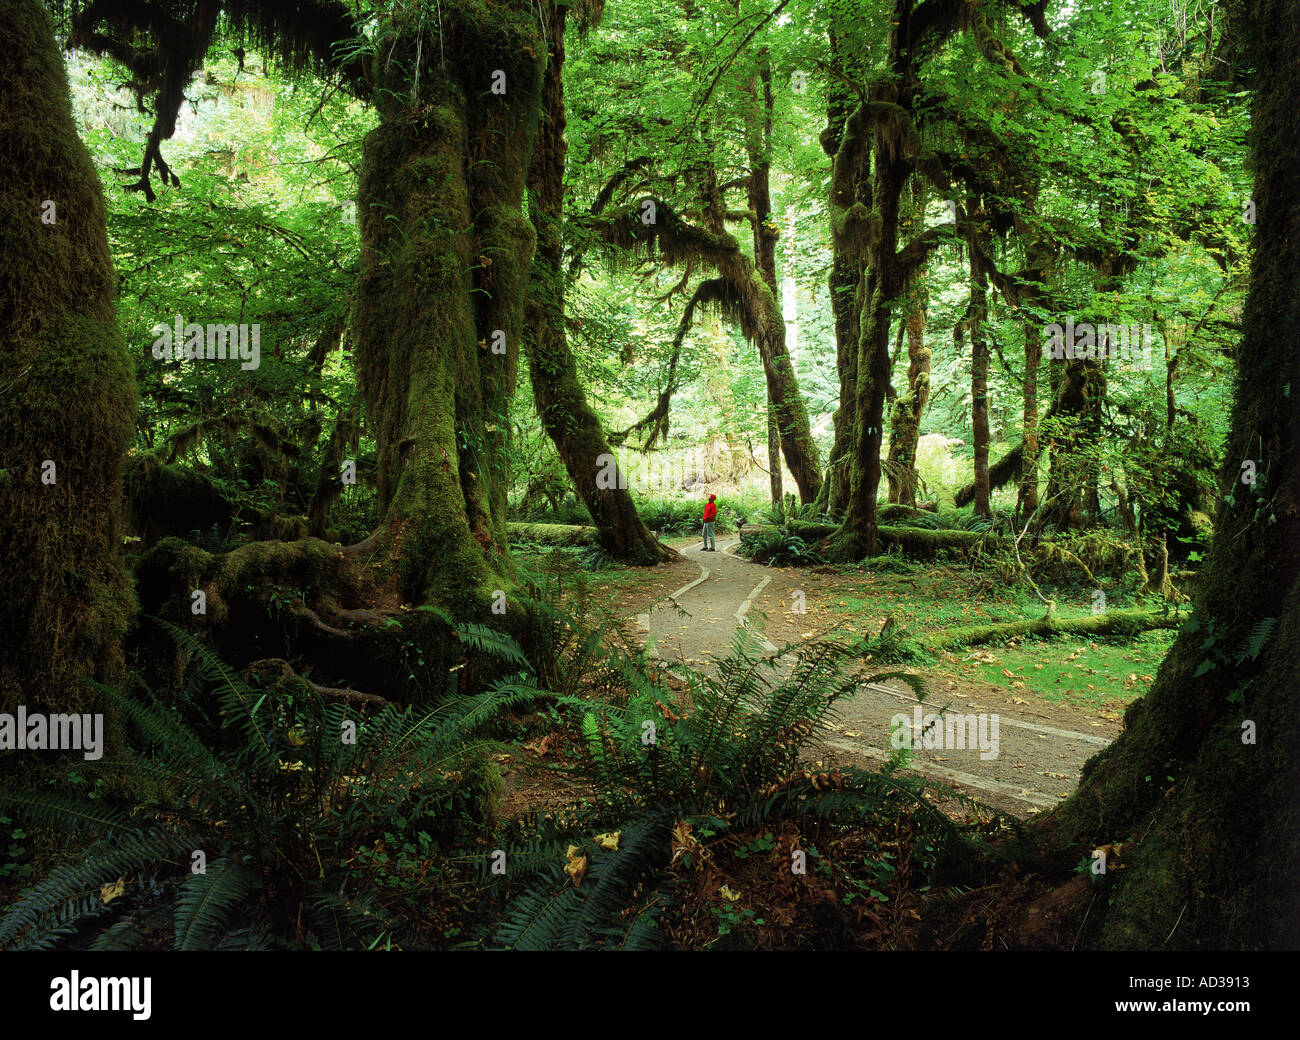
[817,21,871,518]
[745,51,786,516]
[0,0,138,715]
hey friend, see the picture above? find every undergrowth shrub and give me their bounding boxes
[0,618,561,951]
[480,625,998,950]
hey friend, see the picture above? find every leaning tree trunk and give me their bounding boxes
[1032,0,1300,949]
[0,0,138,717]
[744,50,786,517]
[522,5,671,565]
[352,5,544,607]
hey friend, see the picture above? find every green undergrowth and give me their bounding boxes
[0,550,1013,951]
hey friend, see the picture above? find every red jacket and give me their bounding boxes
[703,502,717,522]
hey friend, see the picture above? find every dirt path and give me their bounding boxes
[637,537,1117,817]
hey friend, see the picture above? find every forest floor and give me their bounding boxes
[576,534,1174,818]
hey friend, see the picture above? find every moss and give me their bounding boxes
[351,1,547,608]
[507,522,598,546]
[0,1,138,715]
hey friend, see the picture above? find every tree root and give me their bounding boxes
[245,658,390,709]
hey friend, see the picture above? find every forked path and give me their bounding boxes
[637,537,1116,817]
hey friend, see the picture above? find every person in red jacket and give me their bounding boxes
[701,494,717,551]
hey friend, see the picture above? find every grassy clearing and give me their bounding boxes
[932,630,1177,714]
[797,560,1178,713]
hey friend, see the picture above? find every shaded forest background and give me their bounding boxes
[0,0,1294,951]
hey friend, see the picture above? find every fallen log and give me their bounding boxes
[917,608,1181,653]
[506,522,599,545]
[742,522,1009,557]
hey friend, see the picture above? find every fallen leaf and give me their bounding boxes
[595,832,620,850]
[100,877,125,904]
[720,885,741,902]
[564,845,588,887]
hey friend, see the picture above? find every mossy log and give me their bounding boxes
[917,608,1180,653]
[131,532,539,706]
[507,522,599,546]
[878,502,939,523]
[743,522,1008,557]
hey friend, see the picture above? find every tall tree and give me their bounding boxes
[816,4,872,518]
[886,285,930,507]
[742,47,786,515]
[522,1,672,564]
[1034,0,1299,948]
[65,1,556,621]
[0,0,138,716]
[351,2,545,606]
[965,214,993,519]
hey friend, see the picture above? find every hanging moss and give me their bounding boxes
[591,191,824,504]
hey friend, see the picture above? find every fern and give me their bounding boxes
[1237,617,1277,664]
[173,857,259,951]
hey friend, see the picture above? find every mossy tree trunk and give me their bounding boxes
[825,0,983,560]
[0,0,138,715]
[833,139,911,559]
[1038,354,1098,531]
[965,233,993,518]
[744,50,786,516]
[522,5,670,565]
[886,287,929,507]
[1032,0,1300,948]
[352,4,544,608]
[817,19,870,518]
[1017,237,1051,521]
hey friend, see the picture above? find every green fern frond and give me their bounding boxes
[1237,617,1277,664]
[450,621,531,670]
[149,617,277,768]
[492,863,583,951]
[0,787,136,835]
[0,830,192,950]
[174,857,259,950]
